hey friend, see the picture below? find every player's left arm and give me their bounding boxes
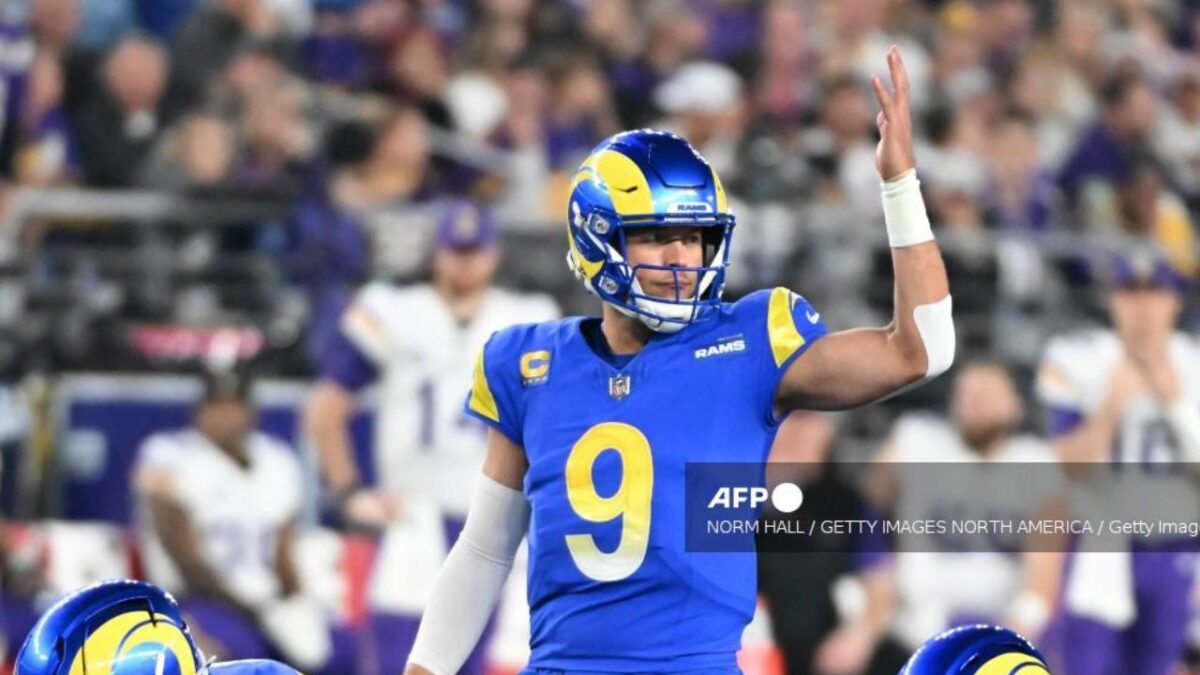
[777,47,953,412]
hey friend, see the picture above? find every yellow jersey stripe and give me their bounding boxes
[468,349,501,423]
[767,287,806,368]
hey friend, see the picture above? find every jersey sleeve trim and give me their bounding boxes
[321,328,378,392]
[767,286,809,367]
[761,288,828,425]
[462,407,522,449]
[467,348,501,423]
[1045,405,1084,438]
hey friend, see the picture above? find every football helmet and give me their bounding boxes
[566,129,735,333]
[15,579,207,675]
[900,624,1049,674]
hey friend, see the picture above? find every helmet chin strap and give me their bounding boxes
[623,277,698,334]
[613,297,687,334]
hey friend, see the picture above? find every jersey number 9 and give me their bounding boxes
[564,422,654,581]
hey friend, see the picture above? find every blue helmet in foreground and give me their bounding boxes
[566,129,735,333]
[900,624,1049,674]
[16,579,206,675]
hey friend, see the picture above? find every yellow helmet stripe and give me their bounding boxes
[567,151,608,280]
[712,167,728,213]
[569,155,599,192]
[593,150,654,216]
[767,287,807,368]
[568,227,604,280]
[68,612,197,675]
[974,652,1049,674]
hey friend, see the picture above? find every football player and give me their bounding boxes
[854,362,1061,669]
[1037,249,1200,675]
[15,579,302,675]
[406,47,955,674]
[305,200,558,675]
[132,370,330,671]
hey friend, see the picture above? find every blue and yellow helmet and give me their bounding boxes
[16,579,207,675]
[901,624,1049,674]
[566,129,735,332]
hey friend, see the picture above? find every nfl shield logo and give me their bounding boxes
[608,374,632,400]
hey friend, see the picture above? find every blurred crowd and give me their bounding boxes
[0,0,1198,379]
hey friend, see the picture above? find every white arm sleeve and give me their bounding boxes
[914,295,955,379]
[406,476,530,675]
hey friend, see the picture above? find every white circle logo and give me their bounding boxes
[771,482,803,513]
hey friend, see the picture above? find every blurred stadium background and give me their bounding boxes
[0,0,1199,673]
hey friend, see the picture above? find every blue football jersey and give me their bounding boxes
[463,287,827,672]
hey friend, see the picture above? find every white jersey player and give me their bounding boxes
[328,280,558,514]
[136,429,302,606]
[862,363,1060,660]
[306,201,558,675]
[1036,251,1200,675]
[1039,332,1200,468]
[133,370,330,671]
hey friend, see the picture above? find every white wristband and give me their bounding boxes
[881,169,934,248]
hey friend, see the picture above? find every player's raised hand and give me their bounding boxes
[870,46,916,181]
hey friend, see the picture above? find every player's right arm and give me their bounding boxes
[407,330,531,675]
[479,425,530,490]
[404,427,529,675]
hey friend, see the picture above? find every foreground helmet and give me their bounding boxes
[566,129,735,333]
[16,579,206,675]
[900,624,1049,674]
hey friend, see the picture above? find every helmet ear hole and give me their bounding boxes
[53,636,68,668]
[701,229,723,266]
